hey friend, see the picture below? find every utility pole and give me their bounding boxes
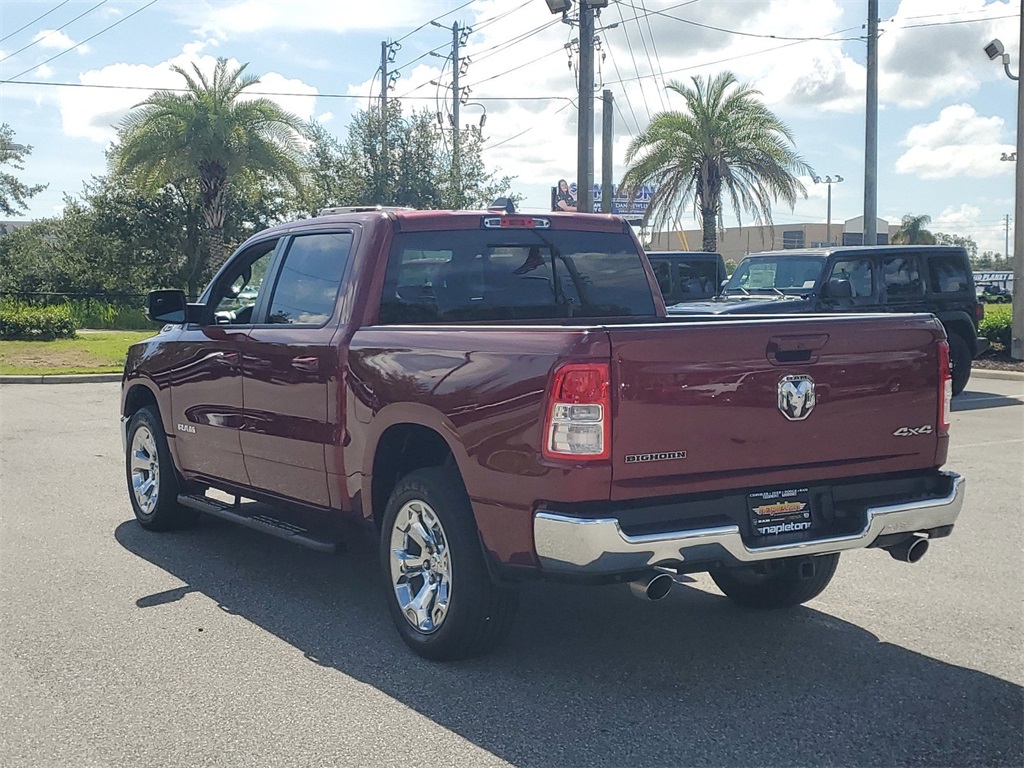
[452,22,461,204]
[1008,213,1012,260]
[601,89,613,213]
[863,0,878,245]
[577,1,595,213]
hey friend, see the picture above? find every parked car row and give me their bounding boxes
[652,245,986,395]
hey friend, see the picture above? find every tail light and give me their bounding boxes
[975,303,985,322]
[937,340,952,433]
[542,363,611,460]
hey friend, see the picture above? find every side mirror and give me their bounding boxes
[146,290,187,323]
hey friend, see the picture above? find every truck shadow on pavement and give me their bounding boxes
[116,518,1022,768]
[953,389,1023,412]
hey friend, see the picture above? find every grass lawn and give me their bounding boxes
[0,331,155,375]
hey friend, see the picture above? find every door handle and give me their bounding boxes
[291,356,320,373]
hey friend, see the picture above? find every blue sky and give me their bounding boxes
[0,0,1019,254]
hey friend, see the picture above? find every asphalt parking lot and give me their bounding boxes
[1,379,1022,768]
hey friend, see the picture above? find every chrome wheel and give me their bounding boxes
[130,424,160,515]
[389,499,452,634]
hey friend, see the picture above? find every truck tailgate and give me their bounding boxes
[609,314,946,501]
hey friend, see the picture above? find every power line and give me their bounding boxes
[614,0,865,42]
[614,0,652,121]
[394,0,474,44]
[484,99,576,152]
[894,13,1019,30]
[0,0,108,65]
[602,25,863,87]
[5,0,159,81]
[0,0,72,45]
[460,44,567,90]
[602,27,642,135]
[637,0,669,108]
[0,78,576,103]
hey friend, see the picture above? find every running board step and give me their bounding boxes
[177,494,338,554]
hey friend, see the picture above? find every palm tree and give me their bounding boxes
[892,214,936,245]
[112,58,307,285]
[619,72,812,252]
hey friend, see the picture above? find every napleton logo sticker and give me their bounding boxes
[753,501,808,517]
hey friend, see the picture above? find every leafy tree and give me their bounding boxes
[0,124,46,216]
[892,214,936,245]
[619,72,811,252]
[111,57,308,275]
[935,232,978,259]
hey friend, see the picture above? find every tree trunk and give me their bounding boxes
[701,207,717,252]
[199,164,228,273]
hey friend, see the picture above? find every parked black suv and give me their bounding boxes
[646,251,727,303]
[668,245,987,394]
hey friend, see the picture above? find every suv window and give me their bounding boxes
[379,230,656,323]
[881,255,924,299]
[266,232,353,325]
[928,254,970,294]
[827,258,874,300]
[211,240,277,325]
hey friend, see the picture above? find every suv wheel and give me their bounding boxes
[380,467,518,661]
[947,333,971,396]
[125,406,198,530]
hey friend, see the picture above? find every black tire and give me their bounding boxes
[379,467,518,661]
[710,554,839,609]
[947,332,971,397]
[125,406,198,531]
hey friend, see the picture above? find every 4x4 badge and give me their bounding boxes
[778,375,816,421]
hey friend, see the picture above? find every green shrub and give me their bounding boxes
[62,298,151,330]
[979,303,1012,349]
[0,303,77,340]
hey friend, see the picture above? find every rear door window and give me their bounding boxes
[379,230,656,323]
[881,255,924,301]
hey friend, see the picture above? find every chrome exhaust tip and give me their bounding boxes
[629,572,674,601]
[887,535,929,563]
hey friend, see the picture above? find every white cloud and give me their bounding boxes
[895,104,1015,179]
[34,64,55,79]
[932,203,1011,254]
[32,29,90,54]
[58,49,319,144]
[879,0,1019,107]
[188,0,429,39]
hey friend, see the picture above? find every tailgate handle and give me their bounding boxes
[766,334,829,365]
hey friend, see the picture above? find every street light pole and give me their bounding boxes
[986,19,1023,360]
[813,175,844,245]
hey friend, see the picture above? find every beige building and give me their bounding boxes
[648,216,900,263]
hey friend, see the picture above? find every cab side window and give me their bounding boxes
[210,240,277,325]
[881,256,924,299]
[266,232,353,325]
[826,259,874,302]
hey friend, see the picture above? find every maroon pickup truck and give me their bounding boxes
[122,206,965,660]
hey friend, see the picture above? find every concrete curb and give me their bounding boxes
[971,368,1024,382]
[0,373,122,384]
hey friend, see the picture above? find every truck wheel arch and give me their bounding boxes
[364,407,473,532]
[122,379,181,470]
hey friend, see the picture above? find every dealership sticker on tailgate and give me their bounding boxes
[748,487,813,536]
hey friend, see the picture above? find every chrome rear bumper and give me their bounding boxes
[534,472,964,574]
